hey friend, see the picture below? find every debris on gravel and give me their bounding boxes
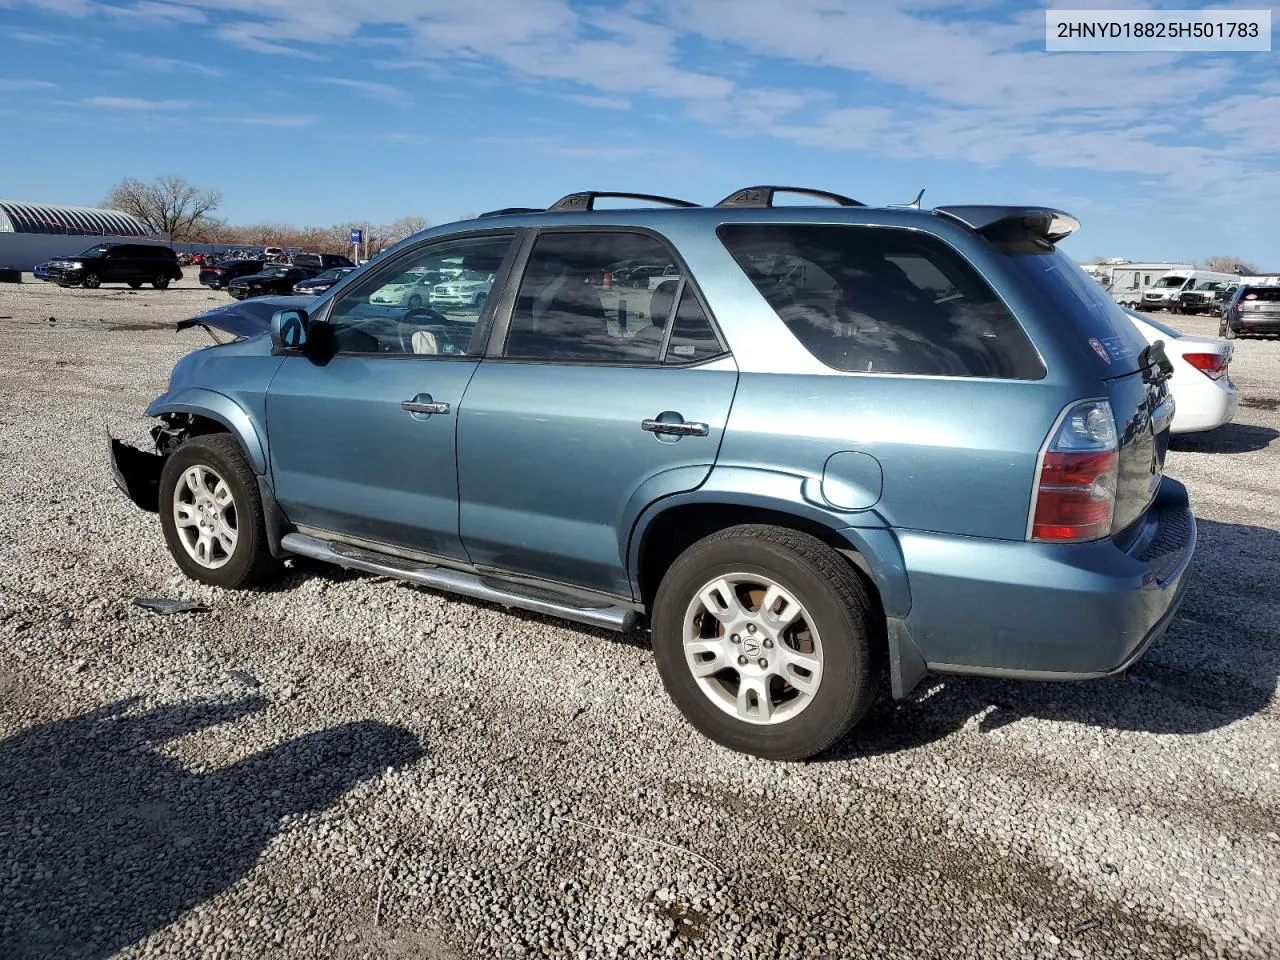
[1,278,1277,959]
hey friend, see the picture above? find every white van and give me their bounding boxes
[1140,269,1239,312]
[1101,262,1194,308]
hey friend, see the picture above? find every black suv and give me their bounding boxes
[47,243,183,289]
[291,252,355,270]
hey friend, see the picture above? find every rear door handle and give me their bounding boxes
[402,394,450,416]
[642,418,709,437]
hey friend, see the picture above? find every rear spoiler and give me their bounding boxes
[933,206,1080,250]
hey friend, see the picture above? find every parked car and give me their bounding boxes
[199,259,266,290]
[1176,280,1237,316]
[1221,284,1280,338]
[427,268,493,309]
[1139,269,1238,312]
[32,261,51,282]
[1122,309,1238,433]
[291,252,355,271]
[109,187,1194,761]
[45,243,183,289]
[227,265,321,300]
[367,267,441,308]
[293,266,356,296]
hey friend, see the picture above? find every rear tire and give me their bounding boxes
[651,524,878,760]
[1224,323,1237,340]
[128,280,143,289]
[152,275,171,290]
[158,434,279,589]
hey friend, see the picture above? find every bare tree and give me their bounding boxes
[103,175,223,241]
[1203,255,1259,275]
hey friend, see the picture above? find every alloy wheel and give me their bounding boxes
[682,573,824,725]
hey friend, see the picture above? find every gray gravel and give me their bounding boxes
[1,275,1277,960]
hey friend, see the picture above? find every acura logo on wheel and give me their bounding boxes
[741,636,761,657]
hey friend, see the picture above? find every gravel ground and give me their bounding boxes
[0,275,1277,960]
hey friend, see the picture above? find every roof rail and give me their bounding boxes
[477,207,543,218]
[547,191,699,212]
[715,186,865,208]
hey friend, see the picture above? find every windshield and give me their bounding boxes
[77,245,109,257]
[317,268,345,281]
[455,270,489,282]
[261,266,290,277]
[1195,281,1220,290]
[1154,276,1187,288]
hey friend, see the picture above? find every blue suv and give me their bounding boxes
[110,187,1196,760]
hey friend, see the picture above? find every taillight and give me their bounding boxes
[1182,352,1228,380]
[1029,399,1118,543]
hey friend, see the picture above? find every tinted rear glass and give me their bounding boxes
[1002,248,1147,371]
[1241,287,1280,302]
[718,223,1043,378]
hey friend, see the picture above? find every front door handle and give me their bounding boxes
[642,417,709,437]
[402,394,450,416]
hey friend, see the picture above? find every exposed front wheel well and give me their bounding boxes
[153,412,234,456]
[636,504,887,666]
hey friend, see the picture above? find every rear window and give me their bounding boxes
[1002,248,1147,370]
[718,223,1043,378]
[1241,287,1280,302]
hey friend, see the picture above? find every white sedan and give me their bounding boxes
[1122,309,1239,434]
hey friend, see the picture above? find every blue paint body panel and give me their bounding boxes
[133,201,1197,695]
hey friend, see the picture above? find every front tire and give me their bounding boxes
[82,273,101,289]
[128,280,143,289]
[651,525,877,760]
[152,275,171,290]
[158,434,279,589]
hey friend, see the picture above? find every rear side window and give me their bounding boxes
[718,224,1043,378]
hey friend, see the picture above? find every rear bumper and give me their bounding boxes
[896,478,1195,679]
[1169,374,1239,434]
[1230,315,1280,332]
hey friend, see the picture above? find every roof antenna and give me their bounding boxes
[908,188,925,209]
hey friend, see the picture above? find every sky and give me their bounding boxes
[0,0,1277,264]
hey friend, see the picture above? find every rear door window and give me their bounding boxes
[718,223,1043,378]
[504,231,725,364]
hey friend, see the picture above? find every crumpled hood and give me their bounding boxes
[175,294,312,339]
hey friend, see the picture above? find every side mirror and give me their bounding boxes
[271,308,309,352]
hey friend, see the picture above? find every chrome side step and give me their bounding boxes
[280,532,639,633]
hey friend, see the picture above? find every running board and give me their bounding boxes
[280,532,639,633]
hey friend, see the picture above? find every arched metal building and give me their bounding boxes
[0,200,151,237]
[0,199,164,271]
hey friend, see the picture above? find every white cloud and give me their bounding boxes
[120,53,223,77]
[215,114,317,126]
[0,79,57,91]
[566,94,632,110]
[312,76,411,104]
[83,96,192,110]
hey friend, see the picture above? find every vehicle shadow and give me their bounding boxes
[1170,422,1278,454]
[0,697,422,959]
[823,517,1280,761]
